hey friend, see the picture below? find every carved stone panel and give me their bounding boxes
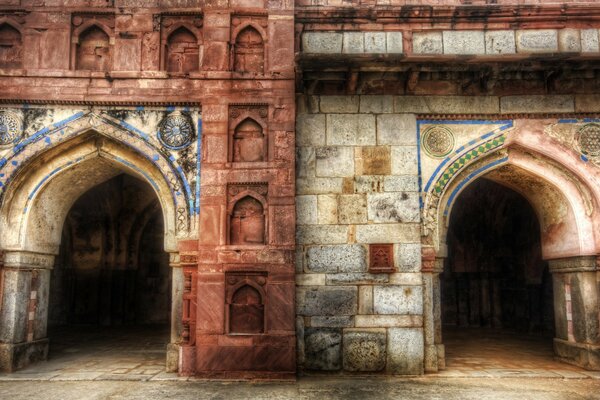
[72,15,115,71]
[231,15,267,74]
[369,244,395,273]
[161,15,202,74]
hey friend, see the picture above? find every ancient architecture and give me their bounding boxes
[0,0,600,380]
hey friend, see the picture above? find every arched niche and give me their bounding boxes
[165,26,199,74]
[228,282,265,334]
[0,23,22,69]
[75,25,112,71]
[233,25,264,74]
[228,194,266,246]
[232,117,266,163]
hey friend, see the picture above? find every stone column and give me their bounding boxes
[549,256,600,370]
[422,256,444,372]
[0,251,54,372]
[166,252,182,372]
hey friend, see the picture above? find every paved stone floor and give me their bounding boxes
[431,327,597,379]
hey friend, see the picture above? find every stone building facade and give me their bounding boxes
[0,0,600,379]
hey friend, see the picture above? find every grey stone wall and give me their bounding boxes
[296,95,424,375]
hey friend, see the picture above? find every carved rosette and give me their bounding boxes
[576,123,600,157]
[0,110,23,146]
[158,111,194,150]
[421,126,455,158]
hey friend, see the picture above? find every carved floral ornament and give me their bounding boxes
[576,123,600,157]
[421,125,455,158]
[158,111,194,150]
[0,110,23,146]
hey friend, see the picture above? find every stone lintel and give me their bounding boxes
[548,256,598,273]
[3,251,55,270]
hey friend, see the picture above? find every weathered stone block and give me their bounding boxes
[304,328,342,371]
[343,330,387,372]
[413,32,443,54]
[326,273,389,285]
[297,286,358,316]
[365,32,386,53]
[317,194,338,224]
[359,285,374,314]
[581,29,600,53]
[500,95,574,114]
[326,114,376,145]
[296,146,315,178]
[516,29,558,53]
[377,114,417,145]
[367,192,419,223]
[303,32,343,54]
[485,30,516,54]
[296,273,326,286]
[297,114,326,147]
[386,32,404,53]
[338,194,367,224]
[320,96,360,113]
[558,29,581,52]
[297,177,344,195]
[354,176,385,193]
[395,243,421,272]
[296,195,317,225]
[384,176,418,192]
[387,328,424,375]
[355,224,420,244]
[343,32,364,54]
[392,146,418,175]
[315,146,354,178]
[442,30,485,55]
[394,96,500,114]
[356,315,423,328]
[373,285,423,315]
[311,316,354,328]
[296,225,348,245]
[306,244,367,273]
[360,95,393,113]
[356,146,391,176]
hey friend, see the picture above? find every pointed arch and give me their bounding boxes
[0,22,22,69]
[228,193,266,246]
[233,25,265,74]
[165,26,199,74]
[232,117,266,162]
[74,24,112,71]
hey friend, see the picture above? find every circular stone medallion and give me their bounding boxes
[158,112,194,150]
[0,111,23,146]
[421,126,455,158]
[576,123,600,157]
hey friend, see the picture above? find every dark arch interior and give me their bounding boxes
[442,178,555,368]
[47,173,170,371]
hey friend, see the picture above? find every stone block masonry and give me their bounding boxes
[296,95,424,375]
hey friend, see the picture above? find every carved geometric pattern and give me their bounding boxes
[369,244,395,273]
[433,134,506,194]
[158,111,194,150]
[422,126,455,158]
[0,110,22,145]
[576,123,600,157]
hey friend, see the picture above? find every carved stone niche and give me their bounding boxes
[71,14,115,71]
[227,183,268,246]
[0,22,23,69]
[160,15,203,74]
[229,104,268,163]
[369,244,395,273]
[225,271,267,334]
[231,15,267,74]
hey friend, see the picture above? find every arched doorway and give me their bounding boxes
[44,174,171,377]
[442,178,560,373]
[0,120,188,373]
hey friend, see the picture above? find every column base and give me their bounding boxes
[554,338,600,370]
[0,339,49,372]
